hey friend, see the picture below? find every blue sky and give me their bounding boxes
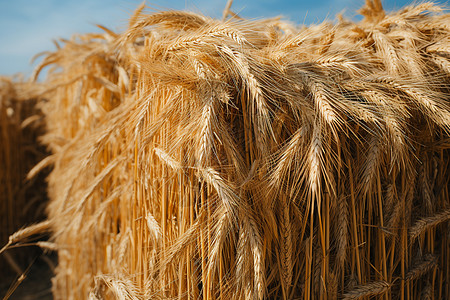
[0,0,444,77]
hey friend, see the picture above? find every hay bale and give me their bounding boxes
[0,77,48,282]
[37,1,450,299]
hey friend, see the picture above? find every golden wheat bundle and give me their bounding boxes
[0,77,48,284]
[32,1,450,299]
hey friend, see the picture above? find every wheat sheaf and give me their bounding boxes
[1,0,450,299]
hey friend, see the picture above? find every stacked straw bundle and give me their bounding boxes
[28,0,450,299]
[0,77,47,280]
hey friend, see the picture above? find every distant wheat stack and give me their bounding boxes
[26,0,450,299]
[0,77,48,283]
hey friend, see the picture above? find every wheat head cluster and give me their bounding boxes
[1,0,450,299]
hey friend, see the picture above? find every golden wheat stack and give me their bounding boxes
[0,77,48,284]
[22,0,450,299]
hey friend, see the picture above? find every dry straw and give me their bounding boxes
[12,0,450,299]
